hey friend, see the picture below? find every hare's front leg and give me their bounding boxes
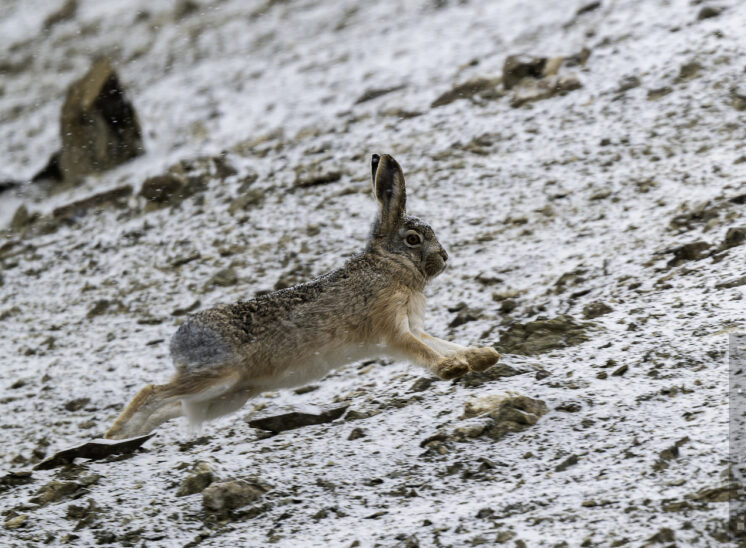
[388,331,469,380]
[417,332,500,372]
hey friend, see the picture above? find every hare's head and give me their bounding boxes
[367,154,448,280]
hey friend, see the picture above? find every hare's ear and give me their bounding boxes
[371,154,406,235]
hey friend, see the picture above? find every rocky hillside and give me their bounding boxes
[1,0,744,545]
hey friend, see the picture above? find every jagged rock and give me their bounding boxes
[202,479,269,512]
[34,434,154,470]
[3,514,27,530]
[502,55,547,89]
[511,75,582,107]
[430,77,502,108]
[64,397,90,412]
[355,84,406,104]
[453,364,525,387]
[52,185,132,220]
[697,6,723,20]
[176,461,216,496]
[555,454,579,472]
[294,166,342,188]
[59,58,144,183]
[665,240,711,267]
[9,205,34,232]
[29,480,81,505]
[140,174,187,204]
[582,301,613,319]
[715,275,746,289]
[723,226,746,248]
[495,315,593,355]
[0,470,34,495]
[43,0,77,29]
[422,395,548,446]
[248,404,348,432]
[207,267,238,288]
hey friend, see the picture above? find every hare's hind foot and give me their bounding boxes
[105,370,244,439]
[435,355,470,380]
[463,347,501,372]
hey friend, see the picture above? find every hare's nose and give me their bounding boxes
[440,249,448,262]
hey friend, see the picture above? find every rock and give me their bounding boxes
[646,528,675,543]
[59,58,144,183]
[247,404,349,432]
[697,6,723,20]
[511,75,582,107]
[228,189,265,215]
[0,470,34,495]
[576,1,601,16]
[652,438,688,472]
[555,454,579,472]
[31,151,62,182]
[294,167,342,188]
[52,185,132,220]
[687,484,735,502]
[176,461,216,496]
[43,0,77,29]
[34,434,154,470]
[676,61,702,83]
[355,85,406,104]
[87,299,115,318]
[731,86,746,111]
[430,77,501,108]
[29,480,81,505]
[140,174,187,204]
[9,205,33,232]
[449,307,481,328]
[422,395,548,446]
[665,240,711,267]
[4,514,27,530]
[723,226,746,248]
[616,75,641,93]
[555,401,582,412]
[454,364,525,387]
[715,275,746,289]
[64,397,90,412]
[409,377,436,392]
[347,428,366,440]
[502,55,547,89]
[582,301,613,319]
[500,299,517,314]
[208,267,238,288]
[647,86,672,100]
[495,315,593,355]
[202,479,268,512]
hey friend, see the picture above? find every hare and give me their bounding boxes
[105,154,500,439]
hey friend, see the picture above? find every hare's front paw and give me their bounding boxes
[436,356,470,380]
[463,347,501,372]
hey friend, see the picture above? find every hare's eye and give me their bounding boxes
[405,233,422,247]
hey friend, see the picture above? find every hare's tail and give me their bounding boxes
[105,369,247,439]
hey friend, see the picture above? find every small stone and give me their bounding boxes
[30,480,81,505]
[582,301,613,319]
[502,55,547,89]
[202,479,268,512]
[500,299,517,314]
[140,174,187,204]
[495,315,594,355]
[647,528,675,543]
[576,1,601,16]
[666,241,711,267]
[208,267,238,288]
[616,75,641,93]
[676,61,702,82]
[555,454,579,472]
[10,205,31,232]
[611,364,628,376]
[697,6,723,20]
[431,78,501,108]
[294,168,342,188]
[556,401,582,412]
[723,226,746,248]
[176,462,216,496]
[64,397,90,412]
[4,514,27,530]
[409,377,436,392]
[347,428,366,441]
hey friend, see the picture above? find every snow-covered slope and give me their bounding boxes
[1,0,744,545]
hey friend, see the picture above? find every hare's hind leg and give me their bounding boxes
[105,371,241,439]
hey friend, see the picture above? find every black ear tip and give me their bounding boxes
[371,154,381,179]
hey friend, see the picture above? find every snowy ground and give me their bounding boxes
[1,0,745,546]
